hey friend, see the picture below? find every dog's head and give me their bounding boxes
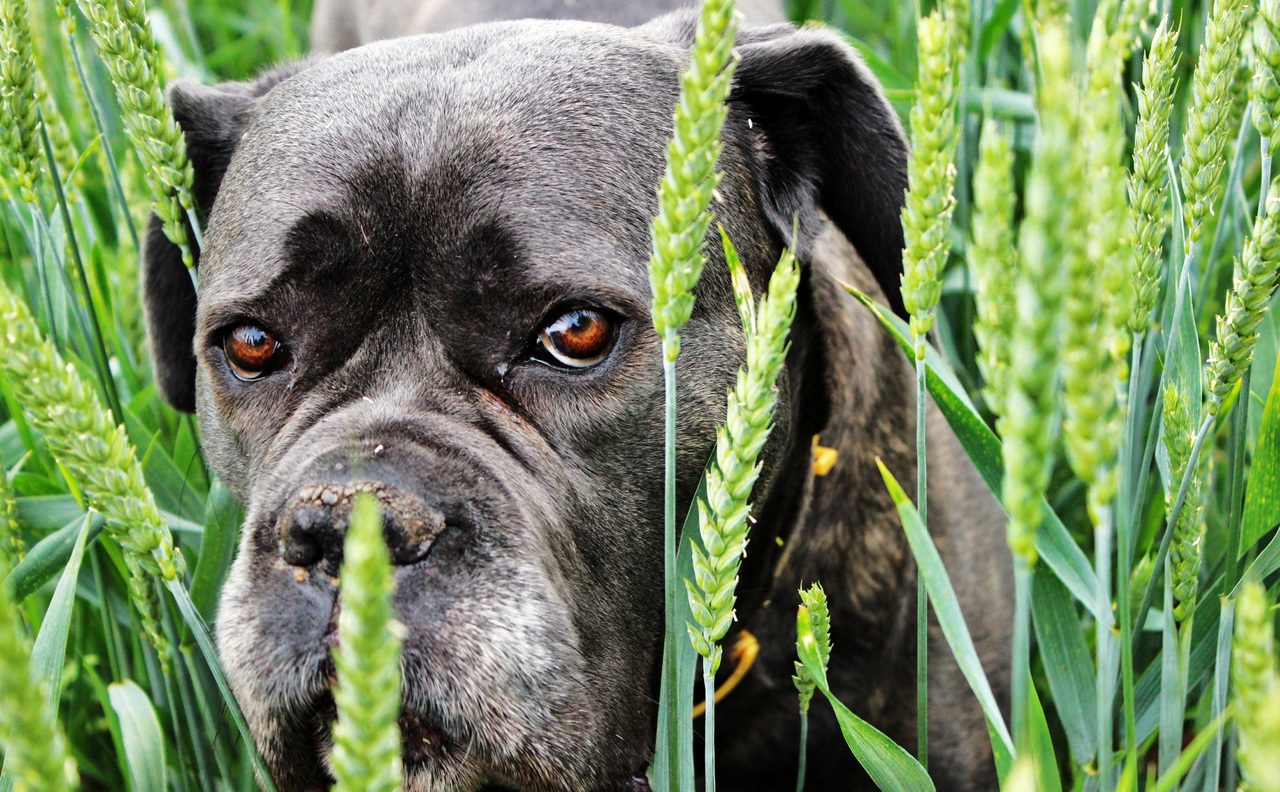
[143,15,905,791]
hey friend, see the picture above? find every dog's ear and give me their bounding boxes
[730,24,909,316]
[143,63,314,412]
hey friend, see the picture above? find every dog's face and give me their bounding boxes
[142,15,905,792]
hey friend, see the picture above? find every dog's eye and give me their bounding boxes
[223,324,281,381]
[536,308,617,369]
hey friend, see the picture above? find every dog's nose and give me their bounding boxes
[279,482,446,569]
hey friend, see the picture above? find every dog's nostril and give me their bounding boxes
[281,517,324,567]
[280,501,345,569]
[383,507,446,566]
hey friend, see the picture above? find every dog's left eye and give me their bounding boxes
[535,308,617,369]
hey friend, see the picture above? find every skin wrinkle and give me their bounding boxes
[139,8,1012,791]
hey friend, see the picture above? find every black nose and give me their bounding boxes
[279,481,446,569]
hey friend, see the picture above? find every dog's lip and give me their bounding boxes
[311,691,464,772]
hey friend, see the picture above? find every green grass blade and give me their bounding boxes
[876,459,1016,759]
[165,578,280,792]
[14,495,85,530]
[796,607,935,791]
[846,285,1100,616]
[4,511,105,602]
[1235,526,1280,591]
[1240,365,1280,553]
[978,0,1019,61]
[1031,566,1097,766]
[1152,708,1232,792]
[1028,684,1063,792]
[109,681,167,792]
[1158,567,1182,775]
[1133,575,1223,744]
[650,460,709,788]
[27,513,90,709]
[1200,599,1234,791]
[189,479,241,622]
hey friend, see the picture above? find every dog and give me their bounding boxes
[140,2,1014,789]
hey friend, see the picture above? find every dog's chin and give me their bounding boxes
[259,632,650,792]
[302,690,652,792]
[304,692,491,792]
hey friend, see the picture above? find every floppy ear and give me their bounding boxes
[730,24,910,317]
[143,63,314,412]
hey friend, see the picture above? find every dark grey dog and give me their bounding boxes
[141,2,1013,790]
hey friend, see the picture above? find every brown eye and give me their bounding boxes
[537,308,617,368]
[223,324,280,381]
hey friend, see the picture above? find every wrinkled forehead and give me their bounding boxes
[198,23,685,305]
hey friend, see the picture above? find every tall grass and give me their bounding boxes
[1,0,1280,789]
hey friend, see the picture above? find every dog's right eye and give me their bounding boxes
[223,324,281,381]
[534,308,618,369]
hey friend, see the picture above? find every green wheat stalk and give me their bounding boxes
[1232,581,1280,792]
[1071,18,1132,785]
[1004,20,1072,565]
[898,11,959,766]
[687,242,798,791]
[331,494,404,792]
[900,11,958,356]
[76,0,200,267]
[969,119,1017,420]
[1127,19,1179,335]
[1162,386,1207,627]
[791,583,830,792]
[1159,384,1207,774]
[647,0,738,783]
[0,0,46,204]
[1121,24,1177,734]
[1204,177,1280,414]
[648,0,738,362]
[0,471,77,792]
[1065,15,1125,518]
[1253,0,1280,160]
[1002,19,1073,758]
[1181,0,1250,250]
[0,281,184,659]
[0,457,23,566]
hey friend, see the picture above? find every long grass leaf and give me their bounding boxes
[1031,566,1097,766]
[1153,709,1233,792]
[1029,684,1063,792]
[4,511,104,602]
[1201,599,1235,791]
[1240,365,1280,552]
[189,479,240,622]
[876,459,1016,758]
[108,681,167,792]
[165,578,280,792]
[651,462,709,788]
[26,513,90,710]
[1158,567,1182,774]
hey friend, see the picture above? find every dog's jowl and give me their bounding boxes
[140,2,1013,789]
